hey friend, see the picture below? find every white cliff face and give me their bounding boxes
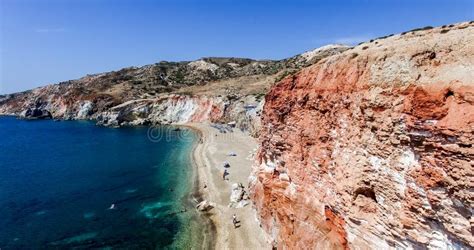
[148,95,217,124]
[153,98,197,124]
[77,101,94,119]
[92,94,264,134]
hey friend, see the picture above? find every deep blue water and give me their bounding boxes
[0,116,199,249]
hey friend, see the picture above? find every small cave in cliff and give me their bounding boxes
[353,187,377,203]
[444,89,455,100]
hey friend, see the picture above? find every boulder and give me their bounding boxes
[196,200,214,212]
[229,183,248,207]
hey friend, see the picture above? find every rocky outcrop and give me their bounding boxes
[18,100,53,119]
[20,107,52,120]
[250,22,474,249]
[92,94,264,133]
[229,183,250,208]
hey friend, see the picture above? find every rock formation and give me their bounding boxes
[1,19,472,249]
[250,22,474,249]
[20,107,52,120]
[18,100,53,119]
[229,183,250,208]
[0,45,349,134]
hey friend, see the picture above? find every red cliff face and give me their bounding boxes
[250,22,474,249]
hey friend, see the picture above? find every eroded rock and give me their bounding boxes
[20,107,52,120]
[250,22,474,249]
[229,183,249,208]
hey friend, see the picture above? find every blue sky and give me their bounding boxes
[0,0,473,94]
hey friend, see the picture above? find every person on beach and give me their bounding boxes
[232,214,238,228]
[223,169,228,180]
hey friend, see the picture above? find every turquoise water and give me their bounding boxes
[0,116,201,249]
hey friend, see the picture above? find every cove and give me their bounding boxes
[0,116,204,248]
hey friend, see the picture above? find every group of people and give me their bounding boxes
[222,153,239,229]
[222,161,231,180]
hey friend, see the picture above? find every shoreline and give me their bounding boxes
[186,126,217,249]
[185,123,270,249]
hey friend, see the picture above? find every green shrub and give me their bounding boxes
[254,93,266,101]
[402,26,433,36]
[275,69,297,83]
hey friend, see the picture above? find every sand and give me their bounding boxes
[187,123,270,249]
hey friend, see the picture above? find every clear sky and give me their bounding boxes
[0,0,473,94]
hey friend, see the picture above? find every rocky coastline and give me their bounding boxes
[1,21,473,249]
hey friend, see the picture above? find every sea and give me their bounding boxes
[0,116,206,249]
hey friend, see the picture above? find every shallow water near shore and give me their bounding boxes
[0,116,204,249]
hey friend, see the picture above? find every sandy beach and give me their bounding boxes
[187,123,270,249]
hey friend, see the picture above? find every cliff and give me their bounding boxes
[2,20,472,249]
[250,22,474,249]
[0,46,348,134]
